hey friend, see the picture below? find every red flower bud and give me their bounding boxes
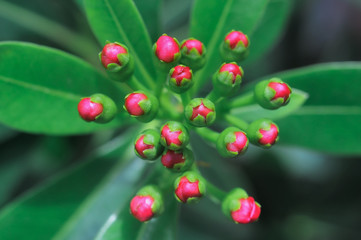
[259,124,278,146]
[185,98,216,127]
[154,35,180,63]
[180,38,206,70]
[168,65,193,93]
[219,63,243,84]
[130,195,155,222]
[181,39,203,55]
[226,131,248,154]
[217,127,249,157]
[160,121,189,150]
[247,119,279,148]
[135,135,153,158]
[124,92,147,116]
[100,43,128,68]
[254,78,292,109]
[78,97,103,122]
[225,31,249,49]
[268,81,291,102]
[134,129,164,160]
[161,148,194,172]
[174,172,205,203]
[231,197,261,224]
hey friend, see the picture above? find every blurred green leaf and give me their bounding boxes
[260,62,361,154]
[134,0,161,42]
[84,0,156,87]
[244,0,293,64]
[230,89,308,121]
[0,132,146,240]
[0,42,130,135]
[190,0,269,94]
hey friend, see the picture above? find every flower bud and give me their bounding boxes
[78,93,117,123]
[168,65,193,94]
[130,185,164,222]
[180,38,206,71]
[160,121,189,150]
[153,34,181,71]
[247,119,279,148]
[184,98,216,127]
[220,30,250,62]
[222,188,261,224]
[212,63,243,96]
[174,171,206,203]
[217,127,249,158]
[254,78,292,109]
[161,148,194,172]
[99,42,134,81]
[134,129,164,160]
[124,91,159,122]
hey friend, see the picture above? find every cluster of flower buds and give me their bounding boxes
[76,29,294,225]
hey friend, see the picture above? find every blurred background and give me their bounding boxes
[0,0,361,239]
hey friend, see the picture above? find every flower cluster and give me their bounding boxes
[77,30,292,224]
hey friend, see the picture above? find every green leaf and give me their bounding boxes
[0,41,130,135]
[262,62,361,154]
[0,132,147,240]
[134,0,161,42]
[190,0,269,94]
[84,0,156,88]
[231,89,308,122]
[244,0,293,64]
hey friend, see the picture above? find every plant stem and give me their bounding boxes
[155,70,168,97]
[206,90,223,103]
[127,76,147,91]
[194,127,219,144]
[180,92,191,108]
[224,114,249,131]
[205,181,227,204]
[225,92,255,110]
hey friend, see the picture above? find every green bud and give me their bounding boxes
[212,63,243,96]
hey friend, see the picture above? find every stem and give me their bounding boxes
[225,92,255,110]
[194,127,219,144]
[206,181,227,204]
[180,92,191,108]
[0,1,99,63]
[206,90,223,103]
[127,76,147,91]
[155,70,169,97]
[224,114,249,131]
[159,92,182,121]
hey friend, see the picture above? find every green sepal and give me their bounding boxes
[220,31,250,62]
[174,171,206,204]
[212,63,243,96]
[124,91,159,123]
[216,127,249,158]
[160,121,190,150]
[254,78,292,109]
[153,35,181,72]
[221,188,249,220]
[99,42,134,82]
[184,98,216,127]
[136,185,164,217]
[162,148,194,172]
[90,93,117,123]
[247,119,279,148]
[180,38,207,71]
[134,129,164,160]
[168,66,194,94]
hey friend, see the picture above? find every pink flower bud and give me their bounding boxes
[226,131,248,154]
[259,123,279,146]
[155,35,180,63]
[135,135,154,158]
[160,121,189,150]
[231,197,261,224]
[100,43,128,68]
[219,63,243,84]
[161,150,184,168]
[268,81,291,102]
[171,65,192,86]
[174,176,203,203]
[130,195,155,222]
[225,31,249,49]
[124,92,148,116]
[78,98,103,122]
[181,39,203,55]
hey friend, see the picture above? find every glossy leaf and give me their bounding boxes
[84,0,156,87]
[190,0,269,94]
[261,62,361,154]
[231,89,308,122]
[134,0,161,42]
[0,132,146,240]
[0,42,130,135]
[244,0,293,64]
